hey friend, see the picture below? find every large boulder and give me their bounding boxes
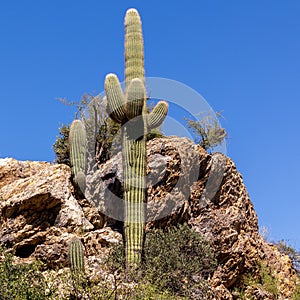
[0,158,106,268]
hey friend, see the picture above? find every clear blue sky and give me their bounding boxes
[1,1,299,249]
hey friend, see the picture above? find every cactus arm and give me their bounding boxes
[147,101,169,130]
[125,78,146,120]
[69,120,86,192]
[124,8,145,90]
[105,74,126,123]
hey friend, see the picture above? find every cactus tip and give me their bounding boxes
[126,8,139,15]
[125,8,141,24]
[105,73,117,80]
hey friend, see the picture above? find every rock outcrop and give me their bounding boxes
[0,137,298,299]
[0,158,107,268]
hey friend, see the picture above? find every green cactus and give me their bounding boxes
[69,238,85,273]
[124,8,145,89]
[105,8,168,269]
[69,119,87,193]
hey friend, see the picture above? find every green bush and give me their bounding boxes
[106,223,217,299]
[275,240,300,275]
[292,275,300,300]
[53,124,70,165]
[0,246,55,300]
[234,261,279,299]
[185,111,227,151]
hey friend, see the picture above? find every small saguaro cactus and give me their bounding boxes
[69,119,87,193]
[105,8,168,269]
[69,238,85,273]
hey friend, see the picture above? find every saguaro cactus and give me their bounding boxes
[69,238,85,273]
[105,8,168,268]
[69,119,87,193]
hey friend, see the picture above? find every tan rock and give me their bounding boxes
[0,137,298,299]
[0,158,104,267]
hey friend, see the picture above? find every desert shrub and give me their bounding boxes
[275,240,300,275]
[235,261,279,299]
[143,223,217,298]
[258,263,279,297]
[106,223,217,299]
[53,124,70,165]
[185,111,227,151]
[292,275,300,300]
[54,94,165,166]
[54,258,181,300]
[0,246,55,300]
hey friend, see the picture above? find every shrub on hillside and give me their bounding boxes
[275,240,300,275]
[0,247,55,299]
[106,223,217,299]
[185,111,227,151]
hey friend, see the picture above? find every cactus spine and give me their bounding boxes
[69,119,87,193]
[105,8,168,268]
[69,238,85,273]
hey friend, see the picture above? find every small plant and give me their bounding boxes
[236,261,279,299]
[53,124,70,165]
[143,223,216,298]
[275,240,300,275]
[185,111,227,151]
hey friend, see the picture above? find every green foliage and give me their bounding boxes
[0,246,55,300]
[235,261,279,299]
[66,272,181,300]
[292,275,300,300]
[143,223,216,298]
[185,111,227,151]
[257,263,279,297]
[53,124,70,165]
[275,240,300,275]
[106,223,217,299]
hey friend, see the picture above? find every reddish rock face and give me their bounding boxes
[0,137,298,299]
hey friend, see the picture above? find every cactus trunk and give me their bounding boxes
[123,134,146,265]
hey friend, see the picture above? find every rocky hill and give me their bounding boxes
[0,137,298,299]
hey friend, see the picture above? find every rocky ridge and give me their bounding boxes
[0,137,298,299]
